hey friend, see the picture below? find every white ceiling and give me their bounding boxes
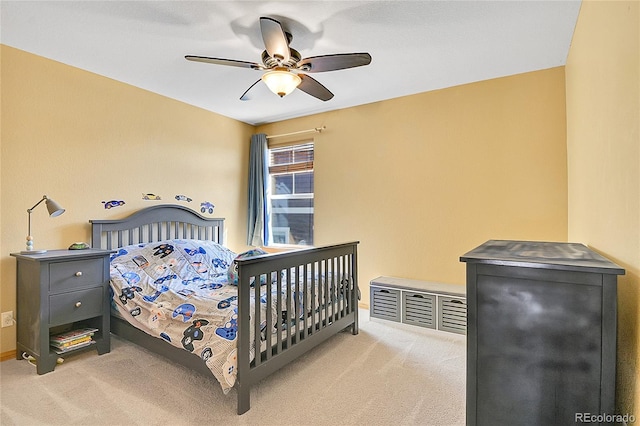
[1,1,581,126]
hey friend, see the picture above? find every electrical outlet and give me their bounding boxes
[1,311,14,328]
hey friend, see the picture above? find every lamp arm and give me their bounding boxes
[27,195,48,213]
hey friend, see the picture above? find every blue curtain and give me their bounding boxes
[247,133,269,246]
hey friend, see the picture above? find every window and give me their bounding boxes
[268,142,314,245]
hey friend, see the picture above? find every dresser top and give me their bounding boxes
[460,240,625,275]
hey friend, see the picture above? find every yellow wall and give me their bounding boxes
[0,45,253,353]
[566,0,640,416]
[258,67,569,299]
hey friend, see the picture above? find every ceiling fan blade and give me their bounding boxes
[240,80,262,101]
[185,55,263,70]
[298,74,334,101]
[260,17,290,62]
[297,53,371,73]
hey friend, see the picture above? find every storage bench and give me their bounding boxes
[370,276,467,335]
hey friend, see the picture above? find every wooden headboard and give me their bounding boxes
[90,204,225,250]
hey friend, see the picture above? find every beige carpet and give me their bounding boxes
[0,309,465,426]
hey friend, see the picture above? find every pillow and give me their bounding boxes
[110,239,237,285]
[227,248,268,285]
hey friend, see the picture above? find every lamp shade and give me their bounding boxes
[46,198,65,217]
[261,69,301,98]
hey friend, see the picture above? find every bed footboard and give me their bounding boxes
[235,242,359,414]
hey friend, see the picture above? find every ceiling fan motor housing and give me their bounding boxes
[262,49,301,69]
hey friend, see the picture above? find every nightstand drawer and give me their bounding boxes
[49,287,104,326]
[49,259,104,293]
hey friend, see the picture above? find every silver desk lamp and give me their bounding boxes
[22,195,65,254]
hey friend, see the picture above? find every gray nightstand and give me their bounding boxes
[10,249,113,374]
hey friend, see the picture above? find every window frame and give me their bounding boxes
[266,141,314,247]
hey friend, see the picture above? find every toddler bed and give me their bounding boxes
[90,204,359,414]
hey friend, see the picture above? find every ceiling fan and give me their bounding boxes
[185,17,372,101]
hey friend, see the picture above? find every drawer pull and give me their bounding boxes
[75,271,83,277]
[75,301,82,308]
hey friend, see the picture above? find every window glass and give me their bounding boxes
[272,175,293,194]
[295,172,313,194]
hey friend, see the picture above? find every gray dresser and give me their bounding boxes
[11,249,113,374]
[461,240,625,426]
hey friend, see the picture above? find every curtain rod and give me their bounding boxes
[266,126,326,140]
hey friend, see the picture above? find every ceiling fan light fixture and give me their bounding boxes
[261,69,301,98]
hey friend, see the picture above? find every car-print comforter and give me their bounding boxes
[109,239,338,394]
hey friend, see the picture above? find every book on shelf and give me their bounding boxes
[50,327,98,344]
[52,340,95,354]
[51,335,92,349]
[50,327,98,353]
